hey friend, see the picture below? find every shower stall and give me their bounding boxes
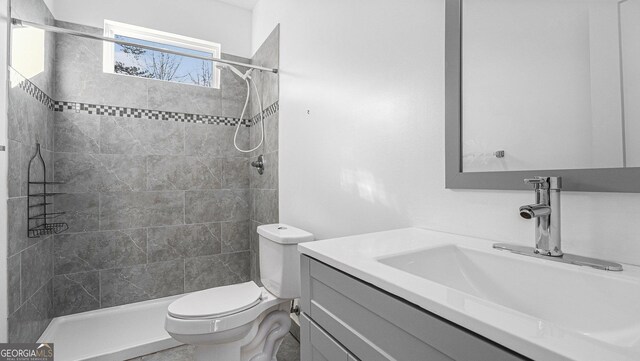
[6,0,281,358]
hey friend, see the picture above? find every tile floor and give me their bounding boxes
[127,333,300,361]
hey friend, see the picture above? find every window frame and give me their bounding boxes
[103,20,222,89]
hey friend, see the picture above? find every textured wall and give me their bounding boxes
[248,26,279,284]
[49,21,256,317]
[7,0,57,343]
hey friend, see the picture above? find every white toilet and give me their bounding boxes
[165,224,314,361]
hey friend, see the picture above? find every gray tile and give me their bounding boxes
[185,123,249,158]
[220,69,248,119]
[54,229,148,274]
[8,140,23,198]
[221,96,247,120]
[54,193,99,233]
[222,157,249,189]
[53,271,100,316]
[100,191,185,230]
[8,254,21,315]
[54,112,100,153]
[147,223,221,262]
[100,116,184,155]
[8,280,53,343]
[250,249,261,286]
[248,114,278,159]
[29,102,50,152]
[21,239,53,302]
[184,157,223,190]
[249,221,261,253]
[44,93,56,152]
[250,151,278,190]
[184,251,251,292]
[147,156,222,191]
[264,113,279,155]
[40,148,55,186]
[221,53,251,69]
[8,77,32,144]
[130,345,196,361]
[277,333,301,361]
[221,221,250,253]
[185,189,249,224]
[147,79,221,115]
[252,25,280,108]
[28,144,49,191]
[54,153,147,193]
[55,25,149,108]
[10,142,44,198]
[100,260,184,308]
[8,197,37,257]
[251,189,279,224]
[250,221,262,285]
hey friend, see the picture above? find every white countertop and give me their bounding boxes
[298,227,640,361]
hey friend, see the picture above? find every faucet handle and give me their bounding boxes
[524,177,547,189]
[524,176,562,190]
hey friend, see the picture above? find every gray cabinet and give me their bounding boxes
[300,255,530,361]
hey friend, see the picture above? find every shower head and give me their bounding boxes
[217,63,252,80]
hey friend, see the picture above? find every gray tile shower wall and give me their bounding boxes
[7,1,281,341]
[249,26,280,284]
[7,0,57,343]
[50,20,256,318]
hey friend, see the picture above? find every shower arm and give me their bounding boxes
[11,18,279,74]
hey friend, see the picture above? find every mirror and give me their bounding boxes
[445,0,640,192]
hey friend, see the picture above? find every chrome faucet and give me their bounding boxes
[520,176,562,256]
[493,176,624,271]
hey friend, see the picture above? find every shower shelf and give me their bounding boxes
[27,143,69,238]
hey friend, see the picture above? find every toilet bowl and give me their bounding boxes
[165,224,314,361]
[165,282,290,361]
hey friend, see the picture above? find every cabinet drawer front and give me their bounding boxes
[301,313,353,361]
[301,256,529,361]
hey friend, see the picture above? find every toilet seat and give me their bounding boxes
[165,285,288,337]
[168,282,262,320]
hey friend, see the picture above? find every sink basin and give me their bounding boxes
[378,245,640,346]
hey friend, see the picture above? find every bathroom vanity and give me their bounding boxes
[298,228,640,361]
[298,255,526,361]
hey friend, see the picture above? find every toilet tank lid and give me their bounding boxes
[257,224,314,244]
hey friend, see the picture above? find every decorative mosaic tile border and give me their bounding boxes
[54,101,255,126]
[11,67,278,127]
[10,67,55,111]
[249,102,280,126]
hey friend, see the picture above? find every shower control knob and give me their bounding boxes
[251,155,265,175]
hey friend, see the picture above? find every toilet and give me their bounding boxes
[165,224,314,361]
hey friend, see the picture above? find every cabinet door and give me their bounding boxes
[301,313,357,361]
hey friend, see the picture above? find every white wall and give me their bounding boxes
[0,0,9,343]
[50,0,253,57]
[252,0,640,267]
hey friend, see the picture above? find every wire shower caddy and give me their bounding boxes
[27,143,68,238]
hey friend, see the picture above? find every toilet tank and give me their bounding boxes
[257,224,314,299]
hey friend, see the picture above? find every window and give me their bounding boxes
[103,20,221,88]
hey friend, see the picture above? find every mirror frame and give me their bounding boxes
[445,0,640,193]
